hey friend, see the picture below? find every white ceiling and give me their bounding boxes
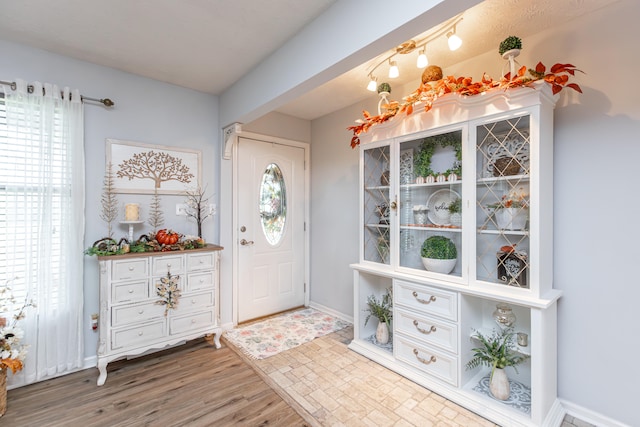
[0,0,614,121]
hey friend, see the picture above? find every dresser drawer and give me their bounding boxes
[112,280,148,303]
[394,280,458,321]
[112,258,148,281]
[188,252,216,271]
[111,321,165,350]
[152,255,184,276]
[169,310,214,335]
[111,301,166,327]
[188,271,215,291]
[395,308,458,354]
[174,291,214,314]
[395,335,458,386]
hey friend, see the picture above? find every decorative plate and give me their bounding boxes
[427,189,460,225]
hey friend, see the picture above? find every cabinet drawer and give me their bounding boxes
[112,259,148,281]
[112,280,148,303]
[395,335,458,386]
[111,321,165,350]
[395,308,458,354]
[174,291,214,313]
[152,255,184,276]
[169,310,214,335]
[188,252,215,271]
[188,271,215,291]
[394,280,458,321]
[112,301,166,327]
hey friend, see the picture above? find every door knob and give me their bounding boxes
[240,239,254,246]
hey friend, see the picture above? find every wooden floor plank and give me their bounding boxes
[2,338,309,426]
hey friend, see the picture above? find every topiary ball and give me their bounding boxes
[377,82,391,94]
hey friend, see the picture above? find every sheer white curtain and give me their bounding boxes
[1,79,85,386]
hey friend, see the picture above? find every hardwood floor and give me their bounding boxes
[2,338,308,426]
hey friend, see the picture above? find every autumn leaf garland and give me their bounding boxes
[348,62,583,148]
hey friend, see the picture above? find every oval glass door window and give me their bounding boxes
[259,163,287,245]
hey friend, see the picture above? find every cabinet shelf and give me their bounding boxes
[477,175,530,184]
[401,181,462,189]
[477,229,529,236]
[465,370,532,416]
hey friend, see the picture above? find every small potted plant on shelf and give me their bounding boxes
[448,197,462,227]
[364,288,392,345]
[420,235,457,274]
[466,327,529,401]
[487,188,529,231]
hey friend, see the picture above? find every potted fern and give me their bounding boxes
[465,327,529,400]
[364,288,392,345]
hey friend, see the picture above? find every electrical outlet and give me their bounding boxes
[176,203,189,216]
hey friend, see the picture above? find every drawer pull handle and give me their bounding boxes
[199,279,205,283]
[191,319,197,324]
[413,320,436,335]
[199,259,204,264]
[413,349,436,365]
[138,310,144,314]
[191,299,196,304]
[167,263,171,268]
[128,289,134,293]
[412,291,436,304]
[138,331,143,336]
[129,266,134,271]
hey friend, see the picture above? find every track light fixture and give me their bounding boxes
[364,15,463,90]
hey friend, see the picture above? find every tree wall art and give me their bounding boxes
[106,139,201,194]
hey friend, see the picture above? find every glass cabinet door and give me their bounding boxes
[475,115,531,288]
[362,144,391,265]
[397,130,463,278]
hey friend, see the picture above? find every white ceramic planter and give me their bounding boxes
[376,321,390,344]
[495,208,528,230]
[421,257,456,274]
[490,368,510,400]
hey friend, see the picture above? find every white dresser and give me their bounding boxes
[96,245,223,385]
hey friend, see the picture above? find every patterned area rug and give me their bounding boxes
[223,308,351,360]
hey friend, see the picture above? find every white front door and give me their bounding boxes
[237,137,306,323]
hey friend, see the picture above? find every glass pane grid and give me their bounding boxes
[363,146,390,264]
[476,117,531,288]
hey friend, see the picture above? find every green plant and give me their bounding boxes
[421,236,457,260]
[413,131,462,178]
[448,197,462,214]
[499,36,522,56]
[364,288,392,327]
[377,82,391,94]
[465,327,529,379]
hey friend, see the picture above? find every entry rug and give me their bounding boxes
[224,308,351,360]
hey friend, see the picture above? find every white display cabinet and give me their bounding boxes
[350,83,563,426]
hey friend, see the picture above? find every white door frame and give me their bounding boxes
[224,126,310,326]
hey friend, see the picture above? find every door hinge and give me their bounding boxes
[304,283,307,292]
[304,222,306,231]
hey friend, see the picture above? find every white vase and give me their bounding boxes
[376,321,390,344]
[495,208,528,230]
[490,368,510,400]
[421,257,456,274]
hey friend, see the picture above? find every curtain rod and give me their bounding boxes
[0,79,114,107]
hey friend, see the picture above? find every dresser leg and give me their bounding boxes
[213,331,222,349]
[97,359,108,386]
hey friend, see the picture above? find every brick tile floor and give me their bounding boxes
[227,325,594,427]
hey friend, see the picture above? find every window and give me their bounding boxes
[259,163,287,245]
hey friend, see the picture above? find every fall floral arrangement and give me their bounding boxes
[155,272,181,316]
[348,62,583,148]
[488,187,529,210]
[0,279,35,374]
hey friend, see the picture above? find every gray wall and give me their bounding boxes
[0,39,221,362]
[308,1,640,425]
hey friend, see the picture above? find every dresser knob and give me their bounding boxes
[191,319,196,324]
[167,263,171,268]
[199,259,204,264]
[191,299,196,304]
[138,310,144,314]
[199,279,204,283]
[138,331,143,336]
[128,289,134,294]
[129,266,134,271]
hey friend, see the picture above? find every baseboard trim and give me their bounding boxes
[560,399,631,427]
[308,301,353,324]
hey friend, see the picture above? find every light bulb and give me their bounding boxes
[367,78,377,92]
[447,32,462,51]
[416,49,428,68]
[388,61,399,78]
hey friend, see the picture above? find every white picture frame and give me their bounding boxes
[106,139,201,194]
